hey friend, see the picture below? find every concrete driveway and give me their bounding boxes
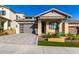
[0,33,79,54]
[0,33,37,45]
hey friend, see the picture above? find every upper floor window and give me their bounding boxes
[0,10,6,15]
[16,15,20,20]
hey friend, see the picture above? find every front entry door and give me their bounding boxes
[42,21,46,33]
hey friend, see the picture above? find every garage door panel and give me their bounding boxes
[19,23,34,33]
[24,24,33,33]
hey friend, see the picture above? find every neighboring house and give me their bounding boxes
[0,5,79,36]
[0,5,25,31]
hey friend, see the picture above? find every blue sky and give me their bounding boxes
[5,5,79,20]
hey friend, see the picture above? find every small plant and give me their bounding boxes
[74,35,79,40]
[67,34,79,40]
[55,32,63,38]
[45,38,48,41]
[67,33,73,36]
[46,32,52,38]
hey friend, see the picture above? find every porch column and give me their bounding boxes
[38,19,42,36]
[4,21,8,30]
[64,22,69,34]
[59,22,62,32]
[46,21,49,34]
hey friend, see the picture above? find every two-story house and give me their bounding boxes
[0,5,25,33]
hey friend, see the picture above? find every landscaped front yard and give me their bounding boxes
[38,32,79,47]
[38,40,79,47]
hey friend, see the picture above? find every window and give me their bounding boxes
[0,10,6,15]
[16,15,20,20]
[26,17,32,19]
[49,22,58,30]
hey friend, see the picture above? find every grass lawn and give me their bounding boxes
[38,40,79,47]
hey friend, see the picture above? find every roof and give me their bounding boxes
[35,8,72,18]
[0,5,23,14]
[0,16,11,21]
[66,20,79,24]
[15,19,35,22]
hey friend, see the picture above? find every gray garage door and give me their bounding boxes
[19,23,34,33]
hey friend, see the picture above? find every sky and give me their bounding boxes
[5,5,79,20]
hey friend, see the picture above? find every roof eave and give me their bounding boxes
[35,8,72,18]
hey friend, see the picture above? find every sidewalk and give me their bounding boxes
[0,44,79,54]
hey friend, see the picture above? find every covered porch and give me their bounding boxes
[37,16,69,36]
[35,8,71,36]
[0,16,11,31]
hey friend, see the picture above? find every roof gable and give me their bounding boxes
[41,11,65,17]
[35,8,71,18]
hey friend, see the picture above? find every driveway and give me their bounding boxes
[0,33,37,45]
[0,33,79,54]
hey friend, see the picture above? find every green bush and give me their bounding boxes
[67,33,73,36]
[74,35,79,40]
[68,34,79,40]
[45,31,64,38]
[46,32,52,38]
[45,38,48,41]
[55,32,64,38]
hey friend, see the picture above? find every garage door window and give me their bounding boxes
[20,24,24,33]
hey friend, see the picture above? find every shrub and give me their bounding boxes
[67,33,73,36]
[67,34,79,40]
[51,34,56,38]
[55,32,63,38]
[74,35,79,40]
[46,32,52,38]
[45,38,48,41]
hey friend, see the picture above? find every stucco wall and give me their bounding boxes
[4,21,8,30]
[0,7,16,29]
[9,10,16,20]
[0,7,10,19]
[16,22,20,34]
[64,22,69,34]
[16,13,25,19]
[0,7,16,20]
